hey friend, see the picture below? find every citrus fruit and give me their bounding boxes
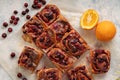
[96,21,116,41]
[80,9,99,30]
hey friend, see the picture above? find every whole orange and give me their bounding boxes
[96,21,116,41]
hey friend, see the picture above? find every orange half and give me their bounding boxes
[80,9,99,30]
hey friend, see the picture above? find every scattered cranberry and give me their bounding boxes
[17,73,22,78]
[16,17,20,21]
[41,0,46,5]
[8,27,13,32]
[10,20,13,24]
[3,22,8,27]
[13,10,18,15]
[1,33,7,38]
[21,11,26,15]
[24,3,28,7]
[11,15,15,20]
[34,0,38,5]
[25,8,29,13]
[32,4,37,9]
[26,15,31,19]
[37,3,41,8]
[22,78,27,80]
[14,21,18,25]
[10,52,15,58]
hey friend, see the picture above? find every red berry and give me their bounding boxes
[8,27,13,32]
[13,10,18,14]
[26,15,31,19]
[37,4,41,8]
[16,17,20,21]
[25,8,29,13]
[34,0,38,5]
[21,11,26,15]
[41,0,46,5]
[11,15,15,20]
[2,33,7,38]
[17,73,22,78]
[3,22,8,27]
[10,52,15,58]
[24,3,28,7]
[14,21,18,25]
[10,20,13,24]
[22,78,27,80]
[32,4,37,9]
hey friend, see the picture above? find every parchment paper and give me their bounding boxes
[0,0,120,80]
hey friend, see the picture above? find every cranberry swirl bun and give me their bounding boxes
[47,48,76,71]
[35,30,55,50]
[61,30,89,58]
[22,17,46,42]
[67,65,92,80]
[50,16,72,42]
[36,4,60,25]
[90,49,111,74]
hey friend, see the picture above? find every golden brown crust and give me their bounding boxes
[59,30,89,58]
[90,49,111,74]
[36,4,60,25]
[47,48,76,72]
[67,65,92,80]
[49,15,73,42]
[18,46,43,71]
[37,68,62,80]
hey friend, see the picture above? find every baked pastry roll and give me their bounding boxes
[60,30,89,58]
[22,16,47,43]
[36,4,60,25]
[90,49,111,74]
[67,65,92,80]
[35,29,55,51]
[49,15,73,42]
[18,46,43,71]
[37,68,62,80]
[47,48,76,72]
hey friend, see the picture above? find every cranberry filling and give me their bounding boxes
[36,5,60,25]
[49,50,69,65]
[46,71,57,80]
[24,22,44,39]
[36,31,54,49]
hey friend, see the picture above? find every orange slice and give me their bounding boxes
[80,9,99,30]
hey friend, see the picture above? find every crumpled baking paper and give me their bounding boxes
[0,0,120,80]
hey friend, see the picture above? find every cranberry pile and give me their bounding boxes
[1,0,46,39]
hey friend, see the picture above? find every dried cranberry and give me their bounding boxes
[21,11,26,15]
[17,73,22,78]
[26,15,31,19]
[25,8,29,13]
[8,27,13,32]
[24,3,28,7]
[36,4,41,8]
[2,33,7,38]
[13,10,18,14]
[11,15,15,20]
[3,22,8,27]
[10,52,15,58]
[14,21,18,25]
[23,78,27,80]
[9,20,13,24]
[16,17,20,21]
[34,0,38,5]
[32,4,37,9]
[41,0,46,5]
